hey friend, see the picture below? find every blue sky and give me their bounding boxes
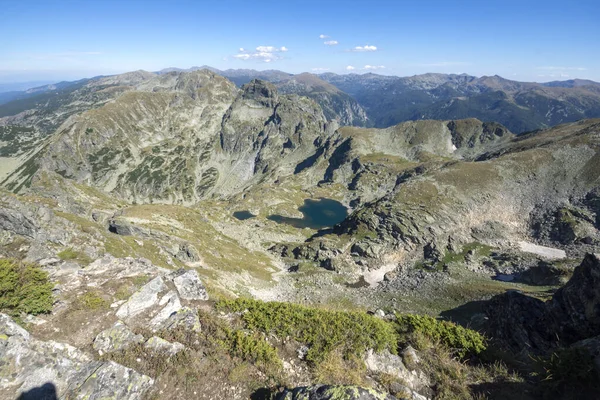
[1,0,598,83]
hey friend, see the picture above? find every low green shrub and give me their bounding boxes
[395,314,486,358]
[222,329,282,370]
[74,291,109,310]
[216,298,398,363]
[0,258,54,316]
[194,309,282,377]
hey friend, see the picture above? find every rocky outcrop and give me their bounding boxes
[116,276,167,320]
[114,266,208,332]
[92,321,144,355]
[170,269,209,300]
[364,349,429,394]
[0,314,153,399]
[144,336,185,356]
[485,253,600,353]
[277,385,398,400]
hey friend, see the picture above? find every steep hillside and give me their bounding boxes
[2,72,332,204]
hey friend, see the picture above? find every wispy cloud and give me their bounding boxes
[319,34,329,39]
[346,65,356,71]
[536,66,587,71]
[311,67,330,71]
[233,46,288,63]
[324,40,338,46]
[350,45,377,52]
[537,73,571,78]
[363,65,385,70]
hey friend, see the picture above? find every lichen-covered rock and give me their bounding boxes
[83,255,168,280]
[116,276,166,319]
[144,336,185,356]
[149,290,182,330]
[169,269,208,301]
[73,360,153,400]
[364,349,429,393]
[0,313,30,339]
[157,306,202,332]
[0,314,153,400]
[277,385,397,400]
[92,321,144,355]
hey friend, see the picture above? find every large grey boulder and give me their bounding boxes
[0,314,153,400]
[116,276,166,320]
[157,306,202,332]
[169,269,208,300]
[144,336,185,356]
[277,385,397,400]
[364,349,429,394]
[149,290,182,330]
[92,321,144,355]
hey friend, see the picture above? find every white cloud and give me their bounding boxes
[363,65,385,70]
[538,73,571,78]
[233,46,288,63]
[346,65,356,71]
[351,45,377,52]
[537,66,586,71]
[319,34,329,39]
[312,68,330,71]
[324,40,338,46]
[255,45,287,53]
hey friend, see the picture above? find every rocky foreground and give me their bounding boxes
[2,253,600,399]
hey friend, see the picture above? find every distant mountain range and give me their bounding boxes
[1,67,600,133]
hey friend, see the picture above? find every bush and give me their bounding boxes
[74,291,109,310]
[395,314,486,358]
[0,259,54,316]
[222,329,282,371]
[216,298,398,364]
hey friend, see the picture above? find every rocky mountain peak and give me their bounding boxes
[240,79,279,107]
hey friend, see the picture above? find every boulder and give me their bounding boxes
[149,291,182,330]
[92,321,144,355]
[0,314,153,400]
[485,290,551,353]
[116,276,166,320]
[175,243,201,263]
[546,253,600,343]
[364,349,429,393]
[144,336,185,356]
[169,269,208,301]
[277,385,397,400]
[157,306,202,332]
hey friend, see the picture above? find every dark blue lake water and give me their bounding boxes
[233,210,256,220]
[267,198,348,229]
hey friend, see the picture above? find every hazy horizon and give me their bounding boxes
[2,66,599,90]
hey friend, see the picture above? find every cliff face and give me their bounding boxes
[486,253,600,353]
